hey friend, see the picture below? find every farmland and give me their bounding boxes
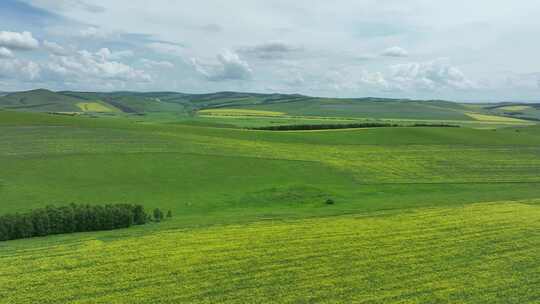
[76,102,118,113]
[2,201,539,303]
[1,91,540,303]
[2,0,540,301]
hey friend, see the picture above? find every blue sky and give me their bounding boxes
[0,0,539,101]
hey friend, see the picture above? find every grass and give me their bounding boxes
[1,201,539,303]
[235,98,477,121]
[0,109,539,303]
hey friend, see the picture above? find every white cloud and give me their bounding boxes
[504,73,540,90]
[5,1,540,99]
[0,31,39,50]
[43,40,70,56]
[140,59,174,69]
[23,0,105,13]
[381,46,409,57]
[390,59,475,90]
[96,48,134,60]
[238,42,301,59]
[199,24,223,33]
[359,71,389,88]
[0,59,41,80]
[324,69,390,92]
[0,47,14,58]
[45,49,151,83]
[192,50,252,81]
[283,71,305,86]
[78,27,115,39]
[147,42,185,57]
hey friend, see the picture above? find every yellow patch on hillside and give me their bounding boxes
[497,105,531,111]
[76,102,116,113]
[198,108,285,117]
[465,113,527,123]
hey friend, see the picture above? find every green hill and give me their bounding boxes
[1,90,534,127]
[484,103,540,121]
[229,97,475,120]
[0,89,88,112]
[0,110,540,303]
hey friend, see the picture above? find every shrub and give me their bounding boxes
[326,198,335,205]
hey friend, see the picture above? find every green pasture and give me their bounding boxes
[0,109,539,303]
[1,201,539,303]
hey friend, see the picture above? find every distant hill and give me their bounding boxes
[482,103,540,121]
[0,89,89,113]
[0,89,534,122]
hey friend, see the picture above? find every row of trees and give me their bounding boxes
[253,122,398,131]
[0,204,170,242]
[412,123,460,128]
[253,122,460,131]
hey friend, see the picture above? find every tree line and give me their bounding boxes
[252,122,398,131]
[0,204,171,242]
[252,122,460,131]
[412,123,460,128]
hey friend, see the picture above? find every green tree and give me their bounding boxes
[0,216,11,241]
[1,203,154,242]
[133,205,147,225]
[153,208,164,222]
[31,209,50,236]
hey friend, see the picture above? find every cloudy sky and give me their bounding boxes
[0,0,539,101]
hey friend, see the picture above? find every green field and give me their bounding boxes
[1,92,540,303]
[2,201,539,303]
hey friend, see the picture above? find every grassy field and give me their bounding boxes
[232,98,476,121]
[1,107,539,303]
[1,201,539,303]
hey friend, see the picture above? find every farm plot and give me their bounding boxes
[1,201,539,303]
[76,102,117,113]
[465,113,529,123]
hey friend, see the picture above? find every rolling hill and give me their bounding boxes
[0,110,539,303]
[0,89,88,112]
[484,103,540,121]
[2,89,531,125]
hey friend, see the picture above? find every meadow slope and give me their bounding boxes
[1,110,539,303]
[1,201,539,303]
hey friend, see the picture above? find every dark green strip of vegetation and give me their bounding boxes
[0,204,169,242]
[411,123,460,127]
[251,123,459,131]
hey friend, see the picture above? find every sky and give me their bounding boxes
[0,0,539,101]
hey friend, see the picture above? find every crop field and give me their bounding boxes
[1,201,539,303]
[497,105,532,111]
[465,112,529,123]
[76,102,118,113]
[1,107,539,303]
